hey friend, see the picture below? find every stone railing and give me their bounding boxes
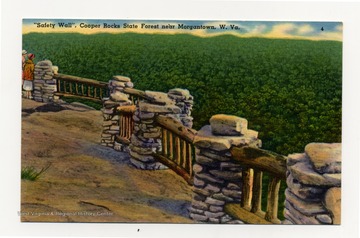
[32,60,109,103]
[29,60,342,225]
[188,114,341,224]
[100,75,194,171]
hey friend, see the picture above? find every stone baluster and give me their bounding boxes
[167,88,194,128]
[284,143,341,224]
[190,114,261,223]
[33,60,57,102]
[100,76,133,150]
[129,90,182,170]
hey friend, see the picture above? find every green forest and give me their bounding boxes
[23,33,342,155]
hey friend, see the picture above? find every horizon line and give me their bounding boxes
[22,31,343,42]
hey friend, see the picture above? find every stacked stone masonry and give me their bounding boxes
[128,88,194,170]
[33,60,58,102]
[101,76,133,150]
[168,88,194,128]
[284,143,341,225]
[190,114,261,224]
[28,63,342,224]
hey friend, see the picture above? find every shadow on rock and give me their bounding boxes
[22,102,96,117]
[146,198,191,218]
[84,143,131,164]
[22,103,66,114]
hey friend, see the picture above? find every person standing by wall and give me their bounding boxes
[23,53,35,99]
[22,50,27,67]
[22,50,27,91]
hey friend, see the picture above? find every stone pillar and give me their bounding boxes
[100,76,133,149]
[190,114,261,223]
[33,60,57,102]
[284,143,341,225]
[168,88,194,127]
[129,91,182,170]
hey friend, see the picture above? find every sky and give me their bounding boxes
[23,19,342,41]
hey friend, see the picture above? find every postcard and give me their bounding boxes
[20,18,343,226]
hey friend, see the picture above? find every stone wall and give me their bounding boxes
[33,60,57,102]
[28,65,343,224]
[190,114,261,223]
[100,76,133,150]
[128,89,194,170]
[100,77,195,165]
[284,143,341,225]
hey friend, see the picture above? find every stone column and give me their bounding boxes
[33,60,56,102]
[168,88,194,128]
[100,76,133,150]
[129,91,182,170]
[284,143,341,225]
[190,114,261,223]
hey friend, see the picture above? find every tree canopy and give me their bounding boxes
[23,33,342,155]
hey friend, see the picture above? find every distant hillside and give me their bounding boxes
[23,33,342,154]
